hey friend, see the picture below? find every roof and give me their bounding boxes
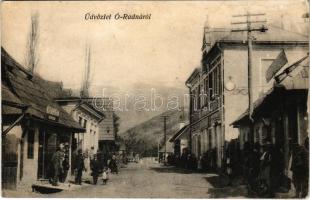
[73,101,105,121]
[231,55,309,126]
[2,47,85,132]
[202,28,231,51]
[185,68,201,86]
[202,25,308,56]
[2,84,26,116]
[169,124,189,142]
[56,97,113,112]
[220,25,308,43]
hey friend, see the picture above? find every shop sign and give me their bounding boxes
[46,105,60,121]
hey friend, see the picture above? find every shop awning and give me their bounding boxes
[169,124,189,142]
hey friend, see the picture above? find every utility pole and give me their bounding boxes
[231,12,268,142]
[162,115,168,165]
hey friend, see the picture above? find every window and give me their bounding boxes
[79,116,82,125]
[197,85,201,109]
[208,55,222,100]
[200,83,205,108]
[208,73,213,100]
[107,127,110,134]
[27,130,35,159]
[192,88,198,111]
[83,119,87,128]
[218,67,222,95]
[203,78,208,106]
[213,68,218,96]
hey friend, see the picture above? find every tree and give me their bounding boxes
[26,12,39,73]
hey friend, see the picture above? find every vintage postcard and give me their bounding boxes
[1,0,309,198]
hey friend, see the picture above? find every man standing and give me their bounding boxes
[291,142,309,198]
[51,147,64,186]
[75,149,86,185]
[258,141,273,197]
[109,154,118,174]
[90,155,101,185]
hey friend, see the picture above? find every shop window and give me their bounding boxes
[27,130,35,159]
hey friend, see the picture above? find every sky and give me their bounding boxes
[2,0,308,95]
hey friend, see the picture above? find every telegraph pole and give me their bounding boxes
[231,12,268,142]
[162,115,168,165]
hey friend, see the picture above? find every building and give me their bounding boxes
[90,98,117,154]
[55,98,104,159]
[1,48,85,190]
[186,25,308,169]
[231,53,309,175]
[169,124,189,157]
[66,97,117,154]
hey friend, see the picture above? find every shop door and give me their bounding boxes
[41,132,57,179]
[288,106,298,144]
[37,128,45,179]
[2,134,18,189]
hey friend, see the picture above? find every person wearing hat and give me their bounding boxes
[51,147,64,186]
[258,140,273,197]
[75,149,86,185]
[291,141,309,198]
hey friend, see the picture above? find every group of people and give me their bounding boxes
[74,148,119,185]
[225,137,309,198]
[165,137,309,198]
[166,148,218,171]
[51,146,120,186]
[50,146,70,186]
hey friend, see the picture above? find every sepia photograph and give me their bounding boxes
[1,0,309,198]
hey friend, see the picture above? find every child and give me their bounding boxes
[102,167,109,185]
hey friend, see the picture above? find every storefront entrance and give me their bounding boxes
[37,128,71,181]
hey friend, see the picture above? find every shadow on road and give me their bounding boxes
[204,176,247,198]
[149,166,201,174]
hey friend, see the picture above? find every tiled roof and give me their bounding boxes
[1,47,84,132]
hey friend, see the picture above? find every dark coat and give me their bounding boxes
[91,159,101,177]
[75,154,85,171]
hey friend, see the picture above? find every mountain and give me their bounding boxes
[120,108,188,156]
[89,82,190,133]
